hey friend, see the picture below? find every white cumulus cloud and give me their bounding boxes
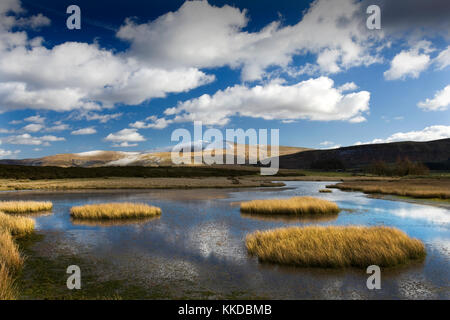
[356,125,450,145]
[117,0,382,81]
[0,148,20,158]
[1,133,65,146]
[71,127,97,135]
[418,85,450,111]
[434,45,450,70]
[105,128,145,143]
[0,0,214,113]
[384,41,433,80]
[159,77,370,127]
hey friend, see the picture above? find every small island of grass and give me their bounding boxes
[240,196,339,215]
[0,201,53,214]
[319,189,332,193]
[70,202,162,220]
[246,226,426,268]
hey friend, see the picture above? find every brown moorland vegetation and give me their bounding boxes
[331,179,450,199]
[0,212,35,300]
[0,212,35,236]
[70,202,162,220]
[246,226,426,268]
[0,201,53,214]
[240,196,339,215]
[0,263,17,300]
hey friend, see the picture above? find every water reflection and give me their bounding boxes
[240,212,338,223]
[71,216,160,227]
[0,181,448,299]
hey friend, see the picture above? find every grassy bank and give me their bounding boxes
[70,203,162,220]
[0,212,35,236]
[0,165,262,180]
[331,179,450,200]
[0,177,287,191]
[0,211,36,300]
[0,201,53,214]
[246,226,426,268]
[240,196,339,216]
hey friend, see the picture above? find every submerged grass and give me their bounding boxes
[0,212,35,236]
[319,189,332,193]
[246,226,426,268]
[70,202,162,220]
[240,196,339,215]
[0,201,52,214]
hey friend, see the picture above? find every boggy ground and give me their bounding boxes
[330,178,450,200]
[15,232,266,300]
[0,173,392,191]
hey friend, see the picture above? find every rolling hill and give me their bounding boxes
[0,143,308,168]
[1,139,449,171]
[278,138,450,170]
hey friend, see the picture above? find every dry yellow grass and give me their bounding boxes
[0,229,23,271]
[0,213,32,300]
[319,189,332,193]
[0,201,53,213]
[0,212,35,236]
[246,226,426,268]
[0,177,285,191]
[70,202,162,220]
[0,263,17,300]
[240,196,339,215]
[332,179,450,199]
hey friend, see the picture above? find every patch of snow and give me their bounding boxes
[76,150,105,157]
[106,153,142,166]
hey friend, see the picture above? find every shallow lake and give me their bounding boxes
[1,181,449,299]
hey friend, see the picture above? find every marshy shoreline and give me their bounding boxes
[1,176,449,209]
[1,181,449,300]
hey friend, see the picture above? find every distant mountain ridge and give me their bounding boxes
[278,138,450,169]
[1,139,448,170]
[0,143,307,168]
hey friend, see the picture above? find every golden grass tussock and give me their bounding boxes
[0,263,17,300]
[0,201,53,214]
[319,189,332,193]
[0,212,35,236]
[240,196,339,216]
[246,226,426,268]
[333,180,450,199]
[0,229,23,271]
[0,213,32,300]
[70,202,162,220]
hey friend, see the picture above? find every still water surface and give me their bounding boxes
[1,181,449,299]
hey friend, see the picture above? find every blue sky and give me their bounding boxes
[0,0,449,158]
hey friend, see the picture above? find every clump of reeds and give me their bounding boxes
[0,212,35,236]
[240,196,339,215]
[246,226,426,268]
[0,263,17,300]
[0,201,53,214]
[0,229,23,271]
[0,228,24,300]
[0,212,34,300]
[70,202,162,220]
[319,189,332,193]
